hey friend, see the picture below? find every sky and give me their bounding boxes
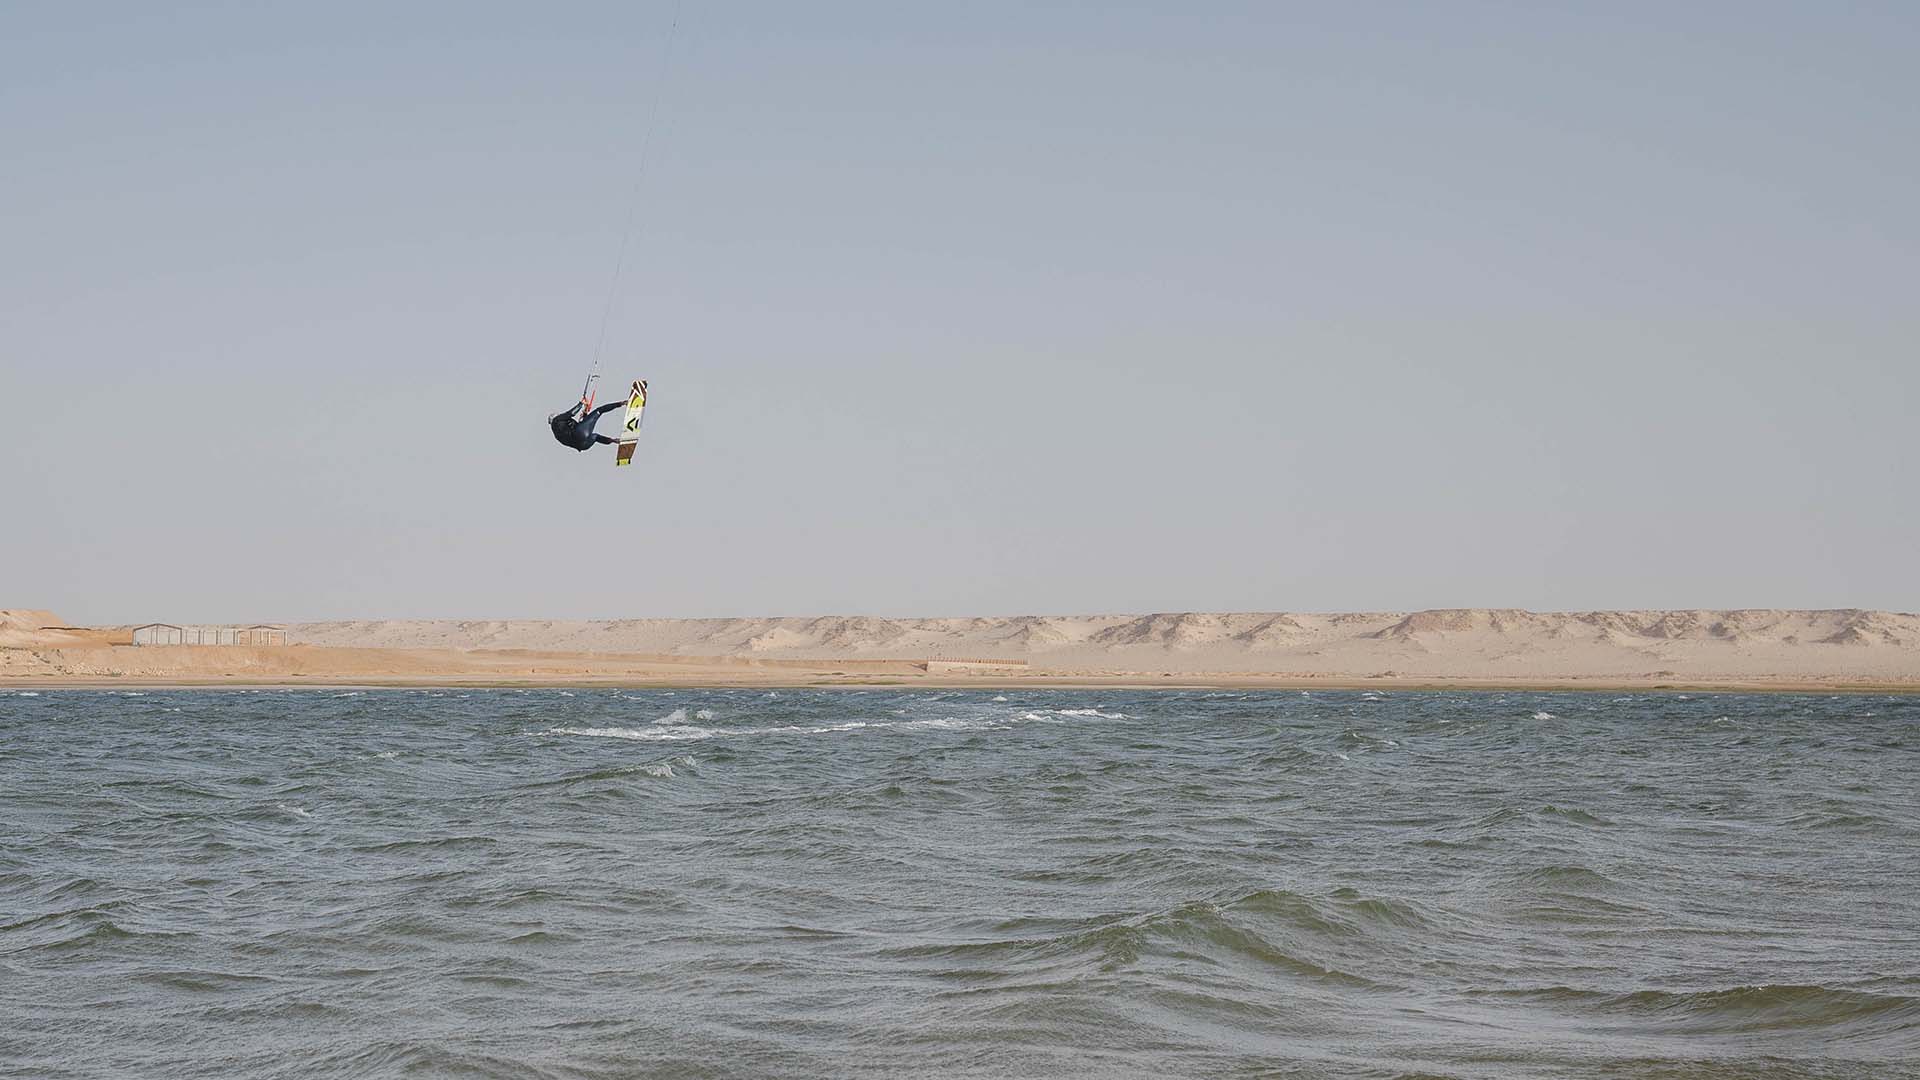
[3,1,1916,624]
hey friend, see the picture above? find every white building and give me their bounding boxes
[131,624,286,646]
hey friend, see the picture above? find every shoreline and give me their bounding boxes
[6,672,1916,694]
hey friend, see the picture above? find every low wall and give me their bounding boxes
[927,659,1030,674]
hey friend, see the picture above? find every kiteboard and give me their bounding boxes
[614,380,647,467]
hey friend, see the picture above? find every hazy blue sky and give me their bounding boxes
[4,2,1916,624]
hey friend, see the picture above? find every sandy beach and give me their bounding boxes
[6,608,1916,691]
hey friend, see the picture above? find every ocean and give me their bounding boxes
[2,688,1916,1078]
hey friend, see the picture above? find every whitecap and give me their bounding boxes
[801,721,872,734]
[899,718,973,731]
[1022,707,1128,722]
[1531,711,1558,721]
[544,725,719,742]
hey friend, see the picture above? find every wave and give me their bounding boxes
[134,969,282,992]
[273,1039,542,1080]
[1508,864,1622,890]
[1,902,127,935]
[101,778,233,801]
[1479,983,1920,1035]
[13,909,194,952]
[1336,730,1399,751]
[352,835,500,855]
[516,757,695,789]
[1326,887,1432,930]
[504,929,578,947]
[1538,804,1613,827]
[880,889,1398,989]
[1783,806,1891,830]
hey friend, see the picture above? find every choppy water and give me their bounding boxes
[2,688,1917,1079]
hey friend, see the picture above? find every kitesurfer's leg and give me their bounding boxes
[593,434,619,445]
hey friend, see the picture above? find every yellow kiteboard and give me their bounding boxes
[614,380,647,467]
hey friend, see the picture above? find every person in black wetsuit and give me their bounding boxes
[549,399,627,452]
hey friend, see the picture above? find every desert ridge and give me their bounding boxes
[3,608,1916,689]
[285,609,1920,681]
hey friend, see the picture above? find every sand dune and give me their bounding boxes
[0,609,107,649]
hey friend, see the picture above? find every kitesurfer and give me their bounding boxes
[548,399,627,452]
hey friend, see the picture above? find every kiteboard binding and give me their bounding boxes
[615,379,647,467]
